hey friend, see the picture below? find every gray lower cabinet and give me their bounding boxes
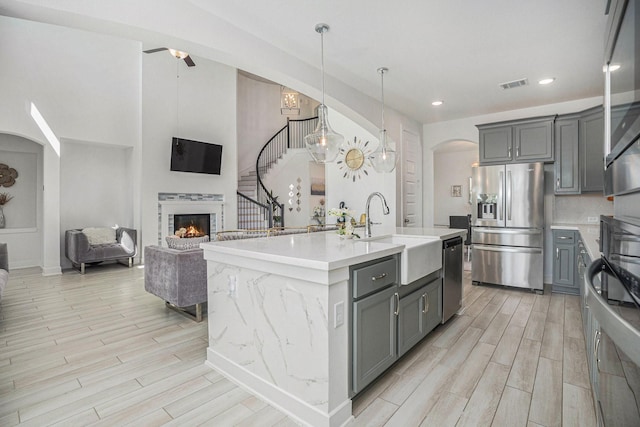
[552,229,578,294]
[351,257,442,395]
[352,285,397,394]
[397,277,441,357]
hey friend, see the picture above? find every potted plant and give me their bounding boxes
[0,192,13,229]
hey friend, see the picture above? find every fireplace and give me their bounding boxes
[174,214,210,237]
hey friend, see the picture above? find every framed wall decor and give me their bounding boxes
[451,185,462,197]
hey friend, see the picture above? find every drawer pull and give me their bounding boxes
[557,236,571,240]
[371,272,388,281]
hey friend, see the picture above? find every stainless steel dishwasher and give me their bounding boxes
[442,236,463,323]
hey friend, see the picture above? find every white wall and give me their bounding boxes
[433,148,478,226]
[0,134,43,268]
[262,149,315,227]
[237,73,318,176]
[59,142,133,269]
[141,51,238,254]
[0,16,141,272]
[326,109,397,229]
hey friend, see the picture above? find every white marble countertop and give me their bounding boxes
[551,223,600,260]
[201,227,466,272]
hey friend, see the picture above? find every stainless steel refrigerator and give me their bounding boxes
[471,162,544,293]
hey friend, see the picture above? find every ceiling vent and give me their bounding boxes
[499,78,529,90]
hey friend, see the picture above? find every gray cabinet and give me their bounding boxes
[351,257,442,395]
[552,229,578,294]
[352,285,397,394]
[477,116,555,165]
[397,277,441,357]
[554,115,580,194]
[553,106,605,195]
[479,127,513,163]
[579,107,605,192]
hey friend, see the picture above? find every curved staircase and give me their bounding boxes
[236,116,318,230]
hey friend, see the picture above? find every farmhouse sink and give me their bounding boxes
[358,235,442,285]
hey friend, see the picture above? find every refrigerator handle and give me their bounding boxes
[499,171,504,221]
[507,170,512,221]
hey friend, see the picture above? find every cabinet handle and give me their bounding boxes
[556,177,560,188]
[394,292,400,316]
[371,272,387,281]
[556,247,559,260]
[507,146,512,158]
[557,236,571,240]
[516,142,520,158]
[594,330,601,369]
[423,293,429,314]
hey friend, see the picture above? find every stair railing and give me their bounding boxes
[255,116,318,227]
[237,191,272,229]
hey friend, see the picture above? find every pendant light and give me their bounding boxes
[370,67,397,173]
[304,23,344,163]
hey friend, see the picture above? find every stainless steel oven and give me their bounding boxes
[587,216,640,426]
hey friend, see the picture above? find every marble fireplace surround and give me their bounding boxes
[157,193,224,246]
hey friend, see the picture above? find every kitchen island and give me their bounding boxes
[201,227,465,426]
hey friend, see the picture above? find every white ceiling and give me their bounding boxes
[0,0,608,125]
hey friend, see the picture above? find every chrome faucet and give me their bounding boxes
[365,192,390,238]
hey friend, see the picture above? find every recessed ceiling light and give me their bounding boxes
[538,78,555,85]
[432,100,443,106]
[603,64,621,72]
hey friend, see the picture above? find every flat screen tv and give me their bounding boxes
[170,137,222,175]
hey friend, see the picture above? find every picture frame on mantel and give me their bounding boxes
[451,185,462,197]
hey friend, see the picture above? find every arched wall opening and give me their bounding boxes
[0,133,45,269]
[431,139,478,227]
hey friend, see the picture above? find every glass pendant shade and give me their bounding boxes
[305,23,344,163]
[370,67,397,173]
[304,104,342,163]
[370,129,397,173]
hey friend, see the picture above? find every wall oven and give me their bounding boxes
[604,0,640,196]
[587,215,640,426]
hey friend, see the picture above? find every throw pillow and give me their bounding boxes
[82,227,117,245]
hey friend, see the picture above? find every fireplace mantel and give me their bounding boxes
[157,193,224,246]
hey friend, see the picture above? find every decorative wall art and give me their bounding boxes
[0,163,18,187]
[310,177,325,195]
[451,185,462,197]
[337,136,373,181]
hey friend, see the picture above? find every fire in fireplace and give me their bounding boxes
[174,214,210,238]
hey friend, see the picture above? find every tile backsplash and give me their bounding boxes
[553,193,613,224]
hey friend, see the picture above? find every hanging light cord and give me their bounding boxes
[380,69,385,133]
[320,28,326,106]
[176,59,180,136]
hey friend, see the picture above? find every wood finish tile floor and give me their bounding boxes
[0,265,595,426]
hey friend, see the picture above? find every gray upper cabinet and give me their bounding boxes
[477,116,555,165]
[513,119,554,161]
[479,126,513,163]
[554,115,580,194]
[553,106,605,195]
[579,107,605,193]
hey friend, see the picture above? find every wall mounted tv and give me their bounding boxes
[170,137,223,175]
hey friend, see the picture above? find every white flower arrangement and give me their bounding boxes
[313,206,325,217]
[328,207,359,238]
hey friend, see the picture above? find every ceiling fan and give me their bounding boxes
[143,47,195,67]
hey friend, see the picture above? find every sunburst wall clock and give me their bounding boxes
[337,137,373,182]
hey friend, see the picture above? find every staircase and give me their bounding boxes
[237,171,269,230]
[236,116,318,230]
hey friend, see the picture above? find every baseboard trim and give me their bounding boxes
[206,348,353,427]
[42,266,62,276]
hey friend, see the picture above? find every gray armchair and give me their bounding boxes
[0,243,7,300]
[144,245,207,322]
[65,227,137,274]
